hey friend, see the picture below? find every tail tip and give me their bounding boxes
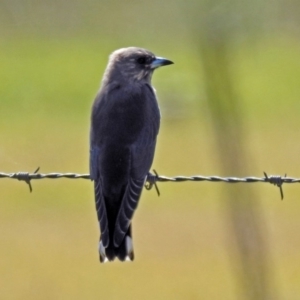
[125,236,134,261]
[98,240,108,263]
[98,236,134,263]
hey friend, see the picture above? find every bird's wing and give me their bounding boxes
[90,145,109,247]
[113,176,146,247]
[113,139,157,248]
[91,84,160,248]
[112,86,160,247]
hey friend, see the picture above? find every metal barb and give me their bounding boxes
[145,169,160,196]
[264,172,285,200]
[16,167,40,193]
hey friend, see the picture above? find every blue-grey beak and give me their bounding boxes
[150,57,174,69]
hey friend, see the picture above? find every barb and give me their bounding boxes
[1,170,299,199]
[264,172,286,200]
[16,167,40,192]
[145,169,160,196]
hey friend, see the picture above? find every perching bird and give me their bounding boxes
[90,47,173,262]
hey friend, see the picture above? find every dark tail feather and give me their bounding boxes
[99,225,134,263]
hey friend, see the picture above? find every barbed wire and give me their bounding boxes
[1,167,298,199]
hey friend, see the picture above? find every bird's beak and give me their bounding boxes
[150,57,174,69]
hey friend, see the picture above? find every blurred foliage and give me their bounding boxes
[1,0,300,299]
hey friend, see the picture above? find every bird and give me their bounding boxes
[90,47,173,262]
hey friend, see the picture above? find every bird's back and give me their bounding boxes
[90,81,160,261]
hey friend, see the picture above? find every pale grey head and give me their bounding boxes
[102,47,173,85]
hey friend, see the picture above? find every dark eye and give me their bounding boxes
[137,56,147,64]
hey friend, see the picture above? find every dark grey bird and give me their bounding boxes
[90,47,173,262]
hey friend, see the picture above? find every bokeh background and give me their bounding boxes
[1,1,300,299]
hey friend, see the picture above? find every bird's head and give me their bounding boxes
[103,47,173,84]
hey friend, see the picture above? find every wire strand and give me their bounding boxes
[1,168,297,199]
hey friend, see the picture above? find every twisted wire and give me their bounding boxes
[1,168,298,199]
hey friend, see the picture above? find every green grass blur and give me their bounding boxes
[1,1,300,299]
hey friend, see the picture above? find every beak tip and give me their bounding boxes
[165,60,174,66]
[151,57,174,69]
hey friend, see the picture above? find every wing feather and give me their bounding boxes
[113,177,146,247]
[90,146,109,247]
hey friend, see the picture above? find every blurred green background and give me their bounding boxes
[1,0,300,299]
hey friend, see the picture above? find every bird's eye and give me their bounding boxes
[137,56,147,64]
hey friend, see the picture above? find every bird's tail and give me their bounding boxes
[98,225,134,263]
